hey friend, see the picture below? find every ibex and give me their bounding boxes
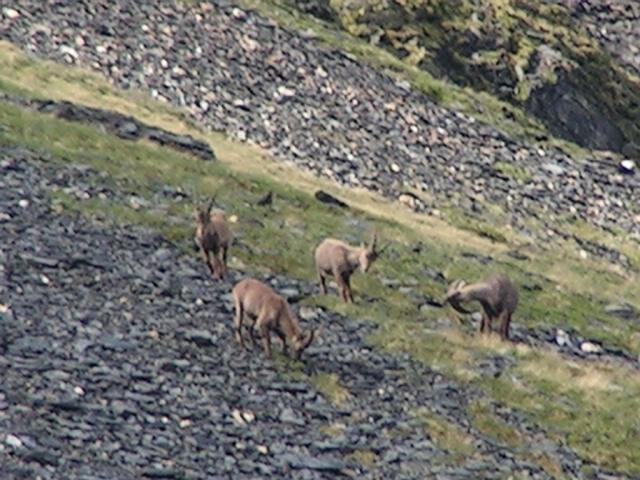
[209,209,233,277]
[444,273,518,340]
[194,199,224,279]
[232,278,317,360]
[314,233,386,303]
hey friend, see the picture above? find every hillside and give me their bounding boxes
[1,1,639,479]
[288,0,640,154]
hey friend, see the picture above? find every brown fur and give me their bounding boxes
[210,211,233,277]
[232,278,317,360]
[314,233,385,303]
[194,199,224,280]
[444,273,519,340]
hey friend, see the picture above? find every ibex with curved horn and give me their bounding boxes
[314,232,387,303]
[194,198,224,279]
[232,278,317,360]
[444,273,518,340]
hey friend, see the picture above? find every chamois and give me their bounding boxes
[194,199,224,279]
[314,233,385,303]
[444,273,518,340]
[232,278,316,360]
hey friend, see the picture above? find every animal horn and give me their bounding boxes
[206,197,215,213]
[370,232,378,251]
[445,280,473,314]
[448,297,473,315]
[304,329,315,350]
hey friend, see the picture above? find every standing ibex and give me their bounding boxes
[444,273,518,340]
[209,209,233,277]
[314,233,386,303]
[232,278,317,360]
[194,198,233,279]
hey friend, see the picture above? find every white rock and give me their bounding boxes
[555,329,570,347]
[2,8,20,19]
[95,45,107,54]
[231,409,246,425]
[0,212,11,222]
[277,86,296,98]
[59,45,79,59]
[231,7,246,20]
[6,434,22,448]
[241,410,255,423]
[75,35,85,47]
[619,159,636,174]
[179,419,192,428]
[390,163,401,173]
[40,274,51,285]
[257,445,269,455]
[74,386,85,396]
[18,199,29,208]
[580,341,602,354]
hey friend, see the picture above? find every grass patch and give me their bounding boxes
[310,373,352,407]
[414,407,476,461]
[493,161,532,183]
[346,449,378,469]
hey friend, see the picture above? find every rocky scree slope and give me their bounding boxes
[0,147,612,479]
[291,0,640,154]
[1,0,639,242]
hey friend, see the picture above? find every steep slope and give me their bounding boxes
[1,0,640,477]
[1,0,638,241]
[288,0,640,153]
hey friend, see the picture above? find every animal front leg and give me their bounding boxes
[480,311,490,334]
[276,331,288,356]
[213,255,224,280]
[318,269,327,295]
[260,326,272,359]
[202,250,215,276]
[344,274,354,304]
[334,271,348,302]
[234,301,246,349]
[248,316,258,347]
[222,247,229,276]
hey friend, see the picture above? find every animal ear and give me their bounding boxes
[207,197,215,213]
[370,231,378,251]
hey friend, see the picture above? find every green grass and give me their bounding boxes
[1,43,640,474]
[414,407,476,462]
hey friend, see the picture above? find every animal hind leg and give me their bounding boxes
[500,313,512,341]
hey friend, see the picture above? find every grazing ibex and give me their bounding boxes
[194,199,224,279]
[232,278,317,360]
[444,273,518,340]
[314,233,386,303]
